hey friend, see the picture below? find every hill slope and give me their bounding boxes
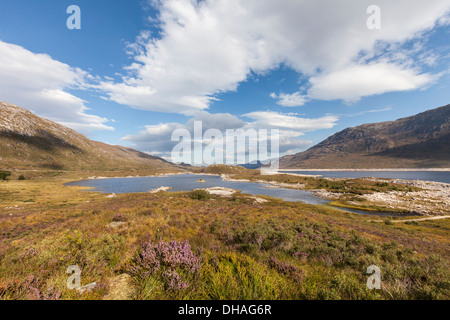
[0,101,180,172]
[280,104,450,169]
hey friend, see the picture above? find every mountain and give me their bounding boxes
[0,101,180,172]
[280,104,450,169]
[238,160,263,169]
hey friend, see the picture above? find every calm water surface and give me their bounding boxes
[66,174,326,204]
[66,174,411,217]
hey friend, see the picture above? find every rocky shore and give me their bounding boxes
[223,172,450,216]
[314,178,450,216]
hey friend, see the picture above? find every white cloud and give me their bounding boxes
[0,40,113,134]
[123,110,338,161]
[244,111,339,155]
[345,106,392,117]
[185,110,245,131]
[243,111,339,132]
[307,62,437,103]
[121,111,244,154]
[99,0,450,112]
[122,122,185,155]
[270,92,307,107]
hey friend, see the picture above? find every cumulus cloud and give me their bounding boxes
[122,110,337,161]
[243,111,338,132]
[0,40,113,133]
[243,111,338,155]
[122,122,184,157]
[185,110,245,132]
[99,0,450,112]
[122,111,243,155]
[121,111,244,156]
[307,62,437,103]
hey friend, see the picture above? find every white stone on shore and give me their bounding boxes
[249,196,268,203]
[202,187,237,196]
[148,186,172,193]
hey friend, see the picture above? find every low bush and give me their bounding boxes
[0,171,11,180]
[125,240,202,297]
[188,190,211,201]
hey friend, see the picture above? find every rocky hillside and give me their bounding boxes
[0,101,180,172]
[280,104,450,169]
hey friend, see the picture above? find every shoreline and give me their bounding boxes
[279,168,450,172]
[67,171,450,217]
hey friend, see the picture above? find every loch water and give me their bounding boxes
[66,174,418,217]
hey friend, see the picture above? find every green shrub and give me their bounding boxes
[200,252,293,300]
[189,190,211,201]
[0,171,11,180]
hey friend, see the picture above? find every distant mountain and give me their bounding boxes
[280,104,450,169]
[0,101,180,172]
[238,160,263,169]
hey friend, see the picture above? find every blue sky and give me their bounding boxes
[0,0,449,164]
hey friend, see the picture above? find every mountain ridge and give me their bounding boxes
[0,100,179,172]
[280,104,450,169]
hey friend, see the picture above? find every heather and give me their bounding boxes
[125,240,202,296]
[0,175,449,300]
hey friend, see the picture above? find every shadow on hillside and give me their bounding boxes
[0,129,82,152]
[370,134,450,161]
